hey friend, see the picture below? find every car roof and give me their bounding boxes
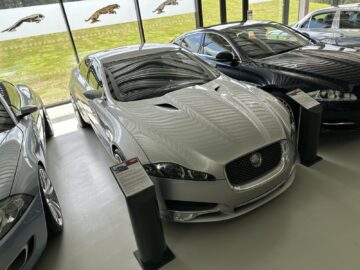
[178,20,278,37]
[205,20,274,31]
[310,3,360,13]
[87,43,181,64]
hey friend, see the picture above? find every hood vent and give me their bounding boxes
[155,103,179,111]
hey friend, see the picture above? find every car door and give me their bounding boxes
[73,58,93,120]
[334,10,360,48]
[85,61,108,141]
[198,33,242,79]
[298,11,337,44]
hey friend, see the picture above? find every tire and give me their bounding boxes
[71,98,89,128]
[43,108,54,138]
[39,166,63,236]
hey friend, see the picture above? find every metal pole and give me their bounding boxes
[282,0,290,25]
[242,0,249,21]
[133,0,146,44]
[195,0,204,28]
[59,0,79,64]
[220,0,227,24]
[298,0,309,20]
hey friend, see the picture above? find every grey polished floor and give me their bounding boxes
[35,111,360,270]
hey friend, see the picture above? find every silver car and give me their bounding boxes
[70,44,297,222]
[293,4,360,48]
[0,80,63,270]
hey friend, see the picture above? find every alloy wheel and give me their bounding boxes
[39,168,63,227]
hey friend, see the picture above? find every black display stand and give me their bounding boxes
[287,89,323,167]
[110,158,175,270]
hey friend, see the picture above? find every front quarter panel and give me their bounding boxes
[98,101,150,164]
[11,118,45,197]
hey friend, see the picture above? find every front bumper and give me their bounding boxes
[0,193,47,270]
[321,101,360,131]
[153,146,296,223]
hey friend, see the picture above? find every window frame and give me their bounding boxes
[1,81,22,115]
[0,92,18,129]
[198,31,242,61]
[338,9,360,30]
[302,11,337,30]
[179,33,204,54]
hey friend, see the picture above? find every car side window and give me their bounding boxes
[202,33,234,58]
[180,33,202,53]
[87,63,104,94]
[339,11,360,29]
[0,100,14,132]
[79,58,90,79]
[0,82,21,114]
[304,12,336,29]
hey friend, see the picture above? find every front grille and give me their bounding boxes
[225,142,282,186]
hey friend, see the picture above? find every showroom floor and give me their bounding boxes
[34,104,360,270]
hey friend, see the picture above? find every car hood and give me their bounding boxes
[257,44,360,91]
[0,129,22,200]
[111,77,289,176]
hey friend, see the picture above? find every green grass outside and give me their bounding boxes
[0,0,329,104]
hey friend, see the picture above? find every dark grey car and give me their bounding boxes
[293,4,360,48]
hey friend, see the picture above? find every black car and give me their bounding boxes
[172,20,360,130]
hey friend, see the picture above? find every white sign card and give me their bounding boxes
[287,89,320,110]
[111,158,153,197]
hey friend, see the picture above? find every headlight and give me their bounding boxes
[308,90,357,102]
[0,195,32,240]
[143,163,215,181]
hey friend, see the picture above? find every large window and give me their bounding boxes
[0,1,76,104]
[139,0,196,43]
[63,0,141,57]
[0,1,199,105]
[250,0,283,23]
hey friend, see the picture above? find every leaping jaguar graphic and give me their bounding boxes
[2,14,45,33]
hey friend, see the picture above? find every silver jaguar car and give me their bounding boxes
[0,80,63,270]
[70,44,297,222]
[293,4,360,48]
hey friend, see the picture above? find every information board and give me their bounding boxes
[110,158,153,198]
[287,89,320,110]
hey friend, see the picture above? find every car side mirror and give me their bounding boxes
[19,105,38,118]
[84,90,103,100]
[216,51,234,61]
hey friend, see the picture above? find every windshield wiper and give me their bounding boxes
[278,45,302,55]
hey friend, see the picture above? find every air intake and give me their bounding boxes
[155,103,179,110]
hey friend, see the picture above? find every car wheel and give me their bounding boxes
[39,167,63,236]
[43,108,54,138]
[114,148,125,163]
[71,98,88,128]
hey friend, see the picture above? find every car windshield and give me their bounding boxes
[225,24,311,59]
[103,50,219,102]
